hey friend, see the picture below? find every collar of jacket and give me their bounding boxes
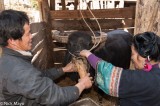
[2,47,33,62]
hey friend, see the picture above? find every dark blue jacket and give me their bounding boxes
[0,47,79,106]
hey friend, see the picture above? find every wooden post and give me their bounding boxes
[50,0,55,10]
[38,0,51,23]
[37,1,43,21]
[134,0,160,35]
[61,0,66,10]
[0,0,4,10]
[74,0,78,10]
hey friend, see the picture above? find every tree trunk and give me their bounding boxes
[134,0,160,35]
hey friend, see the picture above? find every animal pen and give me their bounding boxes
[0,0,158,105]
[32,0,160,68]
[34,0,135,66]
[31,0,160,106]
[30,0,159,105]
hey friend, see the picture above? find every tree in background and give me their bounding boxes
[30,0,39,10]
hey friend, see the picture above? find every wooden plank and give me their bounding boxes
[50,6,135,19]
[50,0,55,10]
[51,19,134,31]
[30,22,45,33]
[30,22,55,69]
[134,0,159,35]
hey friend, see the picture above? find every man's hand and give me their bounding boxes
[62,62,77,72]
[75,73,93,95]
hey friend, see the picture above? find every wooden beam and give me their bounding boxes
[50,6,135,19]
[51,19,134,30]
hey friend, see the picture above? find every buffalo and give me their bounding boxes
[64,30,133,81]
[63,30,133,105]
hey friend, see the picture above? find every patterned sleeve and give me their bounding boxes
[87,54,158,101]
[87,53,123,97]
[96,60,123,97]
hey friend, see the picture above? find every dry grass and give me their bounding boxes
[57,76,119,106]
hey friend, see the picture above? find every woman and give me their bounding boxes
[80,32,160,106]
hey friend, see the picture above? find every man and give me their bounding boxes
[0,9,92,106]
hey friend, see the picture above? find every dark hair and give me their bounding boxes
[133,32,160,61]
[0,9,29,46]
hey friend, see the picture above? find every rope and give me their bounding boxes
[68,50,77,58]
[79,0,104,51]
[68,0,106,58]
[84,0,103,51]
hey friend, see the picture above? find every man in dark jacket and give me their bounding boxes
[0,9,92,106]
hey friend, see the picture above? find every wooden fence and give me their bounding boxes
[50,6,135,33]
[37,0,136,67]
[39,0,136,34]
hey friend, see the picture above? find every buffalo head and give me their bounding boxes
[67,31,92,56]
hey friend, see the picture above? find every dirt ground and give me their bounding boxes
[56,75,119,106]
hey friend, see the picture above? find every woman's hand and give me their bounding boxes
[80,50,92,58]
